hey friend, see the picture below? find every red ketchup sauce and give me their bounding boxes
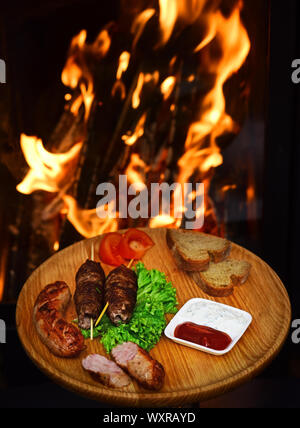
[174,322,232,351]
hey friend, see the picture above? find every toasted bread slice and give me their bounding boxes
[166,229,231,272]
[191,259,251,297]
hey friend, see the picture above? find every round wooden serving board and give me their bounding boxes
[16,228,291,407]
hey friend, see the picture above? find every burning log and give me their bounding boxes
[49,90,86,153]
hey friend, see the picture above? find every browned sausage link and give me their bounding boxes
[104,265,138,325]
[111,342,165,390]
[74,259,106,330]
[33,281,85,358]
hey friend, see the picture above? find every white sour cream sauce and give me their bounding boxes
[181,300,250,339]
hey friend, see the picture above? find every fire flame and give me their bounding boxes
[61,28,111,121]
[131,8,156,49]
[132,72,145,109]
[125,153,147,188]
[16,134,83,194]
[149,214,181,229]
[177,3,250,200]
[161,76,176,100]
[157,0,206,47]
[112,51,131,100]
[63,195,118,238]
[116,51,131,80]
[16,0,251,245]
[16,134,118,239]
[122,113,147,146]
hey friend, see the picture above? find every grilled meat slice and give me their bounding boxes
[74,259,105,329]
[82,354,132,388]
[111,342,165,390]
[104,265,138,325]
[33,281,85,358]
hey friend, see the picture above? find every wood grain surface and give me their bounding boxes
[16,228,291,407]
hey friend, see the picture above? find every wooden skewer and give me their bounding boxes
[90,242,95,339]
[90,317,93,341]
[127,259,134,269]
[95,302,109,327]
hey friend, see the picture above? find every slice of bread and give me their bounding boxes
[190,259,251,297]
[166,229,231,272]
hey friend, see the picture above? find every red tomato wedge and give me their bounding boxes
[117,228,154,260]
[99,232,127,266]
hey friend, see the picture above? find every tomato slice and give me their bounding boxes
[117,228,154,260]
[99,232,126,266]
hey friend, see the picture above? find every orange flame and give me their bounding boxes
[132,72,145,109]
[16,134,118,239]
[131,71,160,109]
[157,0,206,47]
[94,29,111,58]
[116,51,131,80]
[16,134,83,194]
[61,30,87,89]
[144,71,160,85]
[122,113,147,146]
[160,76,176,100]
[61,28,111,121]
[16,1,251,241]
[125,153,147,189]
[149,214,180,229]
[131,8,156,49]
[112,51,131,100]
[177,3,250,189]
[63,195,118,238]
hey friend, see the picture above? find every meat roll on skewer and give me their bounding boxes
[104,264,138,326]
[74,259,106,330]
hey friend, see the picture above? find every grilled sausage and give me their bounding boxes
[104,265,138,325]
[82,354,132,388]
[111,342,165,390]
[33,281,85,358]
[74,259,106,330]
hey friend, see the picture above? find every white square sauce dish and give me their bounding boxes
[164,298,252,355]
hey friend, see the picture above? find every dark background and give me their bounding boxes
[0,0,300,408]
